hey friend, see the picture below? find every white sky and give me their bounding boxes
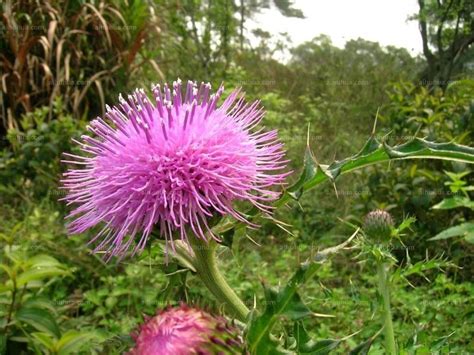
[250,0,423,56]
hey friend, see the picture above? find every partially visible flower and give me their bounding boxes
[364,209,394,241]
[61,80,288,259]
[128,304,243,355]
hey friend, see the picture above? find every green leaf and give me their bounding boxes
[31,332,56,351]
[294,321,311,352]
[16,256,69,287]
[246,309,291,355]
[15,306,61,338]
[282,292,314,320]
[428,222,474,241]
[395,216,417,234]
[393,256,455,281]
[384,139,474,162]
[287,144,318,200]
[293,322,342,354]
[246,232,357,354]
[0,264,14,280]
[0,334,6,355]
[211,136,474,235]
[22,297,57,314]
[310,339,341,354]
[26,255,64,268]
[56,330,100,355]
[280,137,474,206]
[349,328,383,355]
[432,196,474,210]
[430,331,456,351]
[246,262,322,354]
[263,285,313,321]
[465,233,474,244]
[16,267,69,287]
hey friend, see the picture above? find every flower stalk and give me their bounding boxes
[189,235,249,322]
[376,261,396,355]
[364,210,397,354]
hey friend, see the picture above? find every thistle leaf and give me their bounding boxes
[293,322,342,354]
[283,137,474,205]
[287,144,318,200]
[348,328,383,355]
[245,231,358,354]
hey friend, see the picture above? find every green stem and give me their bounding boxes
[376,261,396,355]
[189,235,249,321]
[5,279,16,331]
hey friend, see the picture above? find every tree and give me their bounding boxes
[237,0,304,50]
[416,0,474,88]
[153,0,303,80]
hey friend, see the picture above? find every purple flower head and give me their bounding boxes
[62,80,288,259]
[128,304,243,355]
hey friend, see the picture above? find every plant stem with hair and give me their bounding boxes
[189,235,249,321]
[376,261,396,355]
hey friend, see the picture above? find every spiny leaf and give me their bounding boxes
[349,328,383,355]
[283,137,474,205]
[293,321,311,351]
[294,322,342,354]
[287,144,318,200]
[429,331,456,351]
[246,231,357,354]
[392,256,455,281]
[245,309,292,355]
[246,263,323,354]
[214,135,474,234]
[310,339,342,354]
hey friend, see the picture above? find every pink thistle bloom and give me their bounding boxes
[61,80,288,259]
[128,304,243,354]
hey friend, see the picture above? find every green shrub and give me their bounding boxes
[0,99,85,206]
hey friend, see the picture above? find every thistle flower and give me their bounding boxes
[364,209,394,242]
[62,80,288,259]
[128,304,243,355]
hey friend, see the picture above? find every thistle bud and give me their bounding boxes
[128,304,243,354]
[364,210,394,242]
